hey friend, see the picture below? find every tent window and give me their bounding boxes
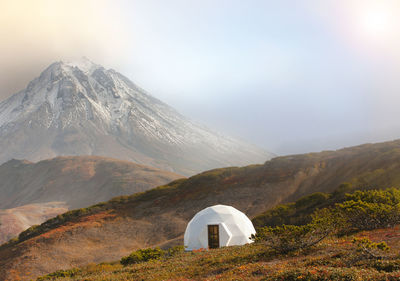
[208,225,219,249]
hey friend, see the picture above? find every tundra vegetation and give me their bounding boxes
[37,186,400,280]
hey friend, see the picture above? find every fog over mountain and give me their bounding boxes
[0,58,272,175]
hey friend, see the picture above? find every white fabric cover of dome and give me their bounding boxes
[184,205,256,251]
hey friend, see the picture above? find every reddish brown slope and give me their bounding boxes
[3,140,400,280]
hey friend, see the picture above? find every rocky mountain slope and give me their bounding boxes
[0,58,272,175]
[2,139,400,280]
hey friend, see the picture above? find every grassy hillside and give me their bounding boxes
[35,227,400,281]
[4,139,400,280]
[38,186,400,280]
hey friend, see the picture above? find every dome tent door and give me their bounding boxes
[208,224,219,249]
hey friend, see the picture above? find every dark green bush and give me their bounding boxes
[253,187,400,256]
[120,245,185,265]
[166,245,185,257]
[336,199,400,231]
[37,269,79,280]
[252,222,330,254]
[373,260,400,272]
[252,224,313,253]
[345,188,400,205]
[352,237,390,259]
[120,247,164,265]
[252,184,352,228]
[308,188,400,235]
[253,206,340,254]
[18,224,40,241]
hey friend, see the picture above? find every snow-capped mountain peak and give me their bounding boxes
[61,57,100,74]
[0,59,273,175]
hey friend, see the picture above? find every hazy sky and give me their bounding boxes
[1,0,400,155]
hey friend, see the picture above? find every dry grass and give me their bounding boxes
[38,227,400,281]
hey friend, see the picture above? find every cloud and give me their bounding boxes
[0,0,129,99]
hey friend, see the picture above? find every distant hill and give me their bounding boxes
[0,155,183,210]
[3,139,400,280]
[0,202,68,245]
[0,58,273,176]
[0,156,182,244]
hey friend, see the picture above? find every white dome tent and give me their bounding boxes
[184,205,256,251]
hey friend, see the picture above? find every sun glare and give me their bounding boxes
[359,5,395,38]
[363,10,390,34]
[347,1,400,54]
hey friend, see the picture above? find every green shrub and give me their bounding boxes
[253,187,400,256]
[252,184,352,228]
[346,188,400,205]
[336,198,400,232]
[305,188,400,234]
[373,260,400,272]
[120,247,164,265]
[166,245,185,257]
[295,192,330,209]
[252,222,330,254]
[252,185,400,233]
[337,188,400,231]
[352,237,390,259]
[37,269,79,280]
[253,206,343,254]
[120,245,185,266]
[18,224,40,241]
